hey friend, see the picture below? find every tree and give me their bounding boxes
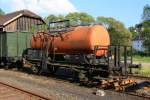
[141,4,150,54]
[128,26,139,39]
[97,16,132,46]
[44,14,65,24]
[65,12,95,25]
[79,12,95,24]
[0,8,5,15]
[142,20,150,54]
[65,12,80,25]
[142,4,150,21]
[45,12,95,26]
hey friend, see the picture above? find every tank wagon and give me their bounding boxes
[31,24,110,56]
[0,11,136,83]
[22,20,133,81]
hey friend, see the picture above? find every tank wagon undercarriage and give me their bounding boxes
[23,45,133,82]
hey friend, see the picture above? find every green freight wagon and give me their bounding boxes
[0,10,44,67]
[0,31,32,63]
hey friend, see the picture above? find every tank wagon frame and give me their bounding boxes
[23,44,133,81]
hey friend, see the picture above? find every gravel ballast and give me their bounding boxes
[0,69,148,100]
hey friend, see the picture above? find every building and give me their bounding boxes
[132,23,145,52]
[0,10,45,62]
[132,37,145,52]
[0,9,44,32]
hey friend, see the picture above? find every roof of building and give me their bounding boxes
[0,9,44,26]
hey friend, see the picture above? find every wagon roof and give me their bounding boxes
[0,9,44,26]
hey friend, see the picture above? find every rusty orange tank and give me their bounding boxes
[31,25,110,56]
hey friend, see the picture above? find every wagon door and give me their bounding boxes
[18,32,32,57]
[7,32,17,57]
[7,32,32,58]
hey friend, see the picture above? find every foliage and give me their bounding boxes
[65,12,95,25]
[44,15,65,24]
[138,4,150,54]
[0,8,5,15]
[130,4,150,54]
[97,16,132,45]
[133,55,150,62]
[142,4,150,21]
[142,20,150,54]
[45,12,95,26]
[65,12,81,25]
[131,66,150,77]
[128,26,139,39]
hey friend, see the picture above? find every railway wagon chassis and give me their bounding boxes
[23,45,133,82]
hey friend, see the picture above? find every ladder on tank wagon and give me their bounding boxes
[40,35,49,72]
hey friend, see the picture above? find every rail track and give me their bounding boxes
[0,81,52,100]
[115,74,150,99]
[1,69,150,100]
[95,74,150,99]
[125,92,150,99]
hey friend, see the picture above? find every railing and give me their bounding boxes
[93,45,133,76]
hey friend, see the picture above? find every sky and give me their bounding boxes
[0,0,150,27]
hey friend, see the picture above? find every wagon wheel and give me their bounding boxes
[31,64,40,74]
[4,65,9,70]
[78,72,89,85]
[0,62,5,67]
[48,65,58,74]
[4,62,10,70]
[16,60,23,70]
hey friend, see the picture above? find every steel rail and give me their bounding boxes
[0,81,52,100]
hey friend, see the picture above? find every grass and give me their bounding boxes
[131,55,150,76]
[133,55,150,62]
[138,66,150,77]
[130,66,150,77]
[140,66,150,76]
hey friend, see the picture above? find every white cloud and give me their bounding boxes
[1,0,77,17]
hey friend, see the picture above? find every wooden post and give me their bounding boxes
[124,46,127,77]
[130,46,133,74]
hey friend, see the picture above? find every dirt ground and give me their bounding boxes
[0,69,148,100]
